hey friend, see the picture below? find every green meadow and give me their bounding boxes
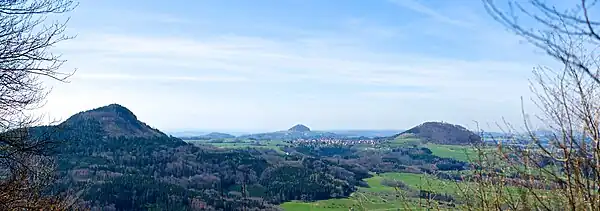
[280,172,458,211]
[185,139,290,153]
[426,144,477,162]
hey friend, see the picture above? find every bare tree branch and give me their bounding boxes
[0,0,79,209]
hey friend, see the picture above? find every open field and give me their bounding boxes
[280,171,555,211]
[387,136,422,147]
[184,139,290,153]
[426,144,477,162]
[280,172,457,211]
[387,136,479,162]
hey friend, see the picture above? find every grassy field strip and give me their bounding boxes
[280,171,554,210]
[425,144,477,162]
[184,139,289,153]
[280,172,454,211]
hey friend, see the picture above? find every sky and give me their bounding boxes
[38,0,558,132]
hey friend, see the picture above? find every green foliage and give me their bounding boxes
[41,105,499,211]
[41,108,368,210]
[83,175,195,210]
[186,139,289,153]
[392,122,481,145]
[280,173,455,210]
[388,136,422,147]
[426,144,477,162]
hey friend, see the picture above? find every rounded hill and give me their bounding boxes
[393,122,481,145]
[288,124,311,132]
[60,104,166,138]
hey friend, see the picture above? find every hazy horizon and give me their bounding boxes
[165,127,406,135]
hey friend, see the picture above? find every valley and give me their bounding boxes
[0,0,594,210]
[35,104,499,210]
[174,122,534,210]
[0,101,559,211]
[0,102,566,211]
[280,172,455,211]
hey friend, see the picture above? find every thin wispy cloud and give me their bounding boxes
[59,33,531,98]
[41,0,547,131]
[359,91,436,99]
[74,73,248,82]
[387,0,472,27]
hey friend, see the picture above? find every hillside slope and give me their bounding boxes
[43,104,368,210]
[288,124,311,132]
[203,132,236,139]
[60,104,166,138]
[392,122,481,145]
[238,124,341,140]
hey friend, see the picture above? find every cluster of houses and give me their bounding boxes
[290,138,378,146]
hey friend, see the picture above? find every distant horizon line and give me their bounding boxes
[163,128,521,136]
[164,128,407,133]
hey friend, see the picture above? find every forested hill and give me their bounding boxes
[40,104,369,210]
[288,124,311,132]
[391,122,482,145]
[59,103,166,138]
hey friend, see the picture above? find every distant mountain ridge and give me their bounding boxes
[172,129,404,139]
[209,125,403,140]
[329,130,405,138]
[179,132,236,140]
[203,132,235,139]
[392,122,481,145]
[238,130,342,140]
[237,124,342,140]
[168,130,250,137]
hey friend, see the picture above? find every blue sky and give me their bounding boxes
[40,0,555,132]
